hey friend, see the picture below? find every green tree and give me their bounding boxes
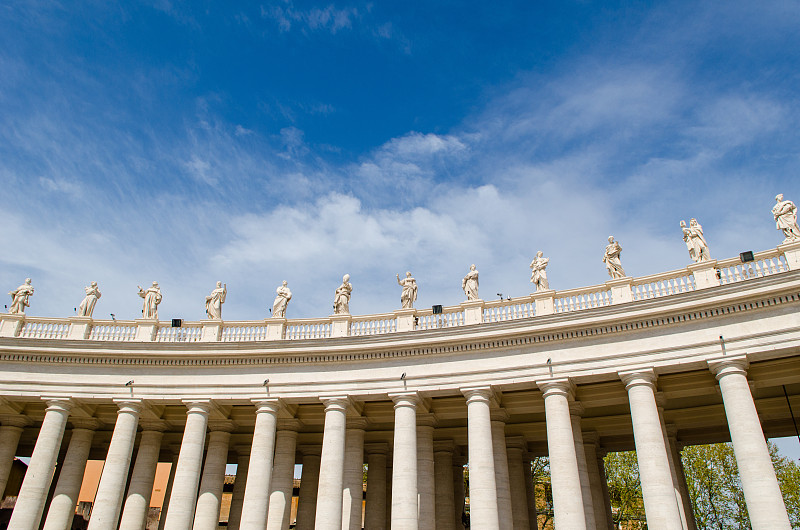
[603,451,646,529]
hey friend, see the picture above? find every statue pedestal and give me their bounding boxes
[330,314,352,338]
[265,318,286,340]
[687,260,719,289]
[134,319,159,342]
[531,290,555,316]
[68,316,93,340]
[0,313,25,338]
[605,277,634,304]
[393,308,418,332]
[201,320,223,342]
[778,240,800,271]
[460,300,485,325]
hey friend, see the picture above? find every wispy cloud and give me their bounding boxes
[261,2,359,34]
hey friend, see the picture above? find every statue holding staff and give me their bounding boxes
[8,278,34,314]
[529,251,550,291]
[272,281,292,318]
[397,272,418,309]
[603,236,626,279]
[78,281,101,317]
[138,281,162,320]
[205,281,227,320]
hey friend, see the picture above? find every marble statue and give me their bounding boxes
[272,281,292,318]
[8,278,34,314]
[205,281,227,320]
[138,281,163,320]
[462,264,479,300]
[397,272,418,309]
[680,219,711,262]
[529,251,550,291]
[603,236,626,278]
[78,282,101,317]
[334,274,352,314]
[773,194,800,242]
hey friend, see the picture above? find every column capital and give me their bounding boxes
[505,435,527,452]
[346,416,369,430]
[0,415,32,428]
[41,396,74,413]
[277,418,303,431]
[250,397,281,415]
[417,412,437,428]
[582,430,600,446]
[182,399,212,415]
[433,439,455,454]
[319,395,350,412]
[535,378,574,398]
[234,444,251,456]
[460,386,495,404]
[490,407,510,423]
[389,391,420,408]
[208,430,232,443]
[138,419,168,432]
[569,402,585,416]
[708,355,749,380]
[618,368,657,390]
[299,444,322,457]
[112,398,143,415]
[207,420,235,432]
[365,442,390,455]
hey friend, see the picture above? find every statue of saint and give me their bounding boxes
[680,219,711,262]
[772,194,800,242]
[272,281,292,318]
[205,281,227,320]
[603,236,626,279]
[8,278,34,314]
[397,272,418,309]
[334,274,352,314]
[138,281,162,320]
[529,251,550,291]
[462,264,479,300]
[78,281,101,317]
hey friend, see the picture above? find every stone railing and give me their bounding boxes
[1,242,798,343]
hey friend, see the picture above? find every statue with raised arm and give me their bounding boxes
[603,236,626,278]
[529,251,550,291]
[773,194,800,242]
[397,272,418,309]
[205,281,227,320]
[334,274,352,314]
[680,219,711,262]
[272,281,292,318]
[78,281,101,317]
[8,278,34,314]
[137,281,162,320]
[462,264,479,300]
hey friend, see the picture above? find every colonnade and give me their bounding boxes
[0,355,792,530]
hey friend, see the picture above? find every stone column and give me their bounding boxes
[657,415,689,530]
[315,396,349,530]
[295,446,322,530]
[582,432,612,530]
[452,455,466,528]
[619,370,683,530]
[709,357,792,529]
[241,398,281,529]
[267,421,300,530]
[490,410,513,530]
[226,448,249,530]
[390,392,419,530]
[417,414,435,530]
[461,387,499,530]
[433,441,456,530]
[385,463,393,528]
[505,438,530,530]
[570,404,596,530]
[87,399,143,530]
[193,425,232,530]
[118,425,165,530]
[162,400,211,530]
[0,416,30,499]
[523,455,538,530]
[364,443,388,530]
[157,452,180,530]
[342,418,366,530]
[665,427,696,530]
[537,379,585,530]
[597,453,615,530]
[8,398,72,530]
[42,421,98,530]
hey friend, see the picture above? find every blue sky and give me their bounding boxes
[1,0,800,457]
